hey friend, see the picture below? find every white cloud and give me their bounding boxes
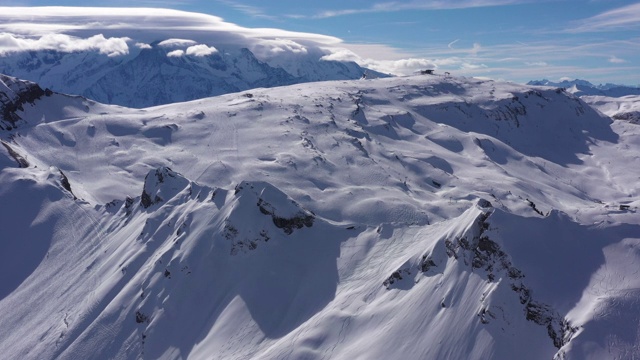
[0,32,130,56]
[320,40,496,76]
[167,49,184,57]
[0,7,342,45]
[0,6,343,66]
[321,47,462,76]
[186,44,218,56]
[158,38,198,48]
[320,48,361,63]
[252,38,309,59]
[608,55,625,64]
[135,42,152,49]
[380,58,439,74]
[320,47,431,75]
[525,61,548,66]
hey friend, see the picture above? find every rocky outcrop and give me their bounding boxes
[0,74,52,129]
[58,169,76,199]
[443,201,577,349]
[257,197,314,235]
[612,111,640,124]
[140,167,190,209]
[225,181,316,254]
[0,140,29,167]
[384,199,578,350]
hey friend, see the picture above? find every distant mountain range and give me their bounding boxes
[528,79,640,97]
[0,44,383,108]
[529,79,640,123]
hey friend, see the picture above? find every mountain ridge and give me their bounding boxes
[1,74,639,359]
[528,78,640,97]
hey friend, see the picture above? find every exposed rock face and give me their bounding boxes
[257,197,314,235]
[0,140,29,167]
[223,181,316,254]
[0,74,52,129]
[58,170,75,199]
[140,167,190,209]
[612,111,640,124]
[443,202,578,349]
[384,199,578,350]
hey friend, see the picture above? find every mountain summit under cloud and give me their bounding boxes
[0,7,388,107]
[0,42,377,108]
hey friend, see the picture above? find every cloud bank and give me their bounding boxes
[0,6,547,79]
[2,6,631,83]
[0,6,448,75]
[0,32,130,56]
[0,7,360,68]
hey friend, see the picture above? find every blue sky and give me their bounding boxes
[1,0,639,85]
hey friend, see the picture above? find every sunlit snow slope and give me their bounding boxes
[0,73,639,360]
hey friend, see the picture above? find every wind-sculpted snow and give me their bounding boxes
[0,74,639,359]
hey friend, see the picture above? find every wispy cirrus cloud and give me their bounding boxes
[566,3,640,33]
[214,0,278,20]
[314,0,544,18]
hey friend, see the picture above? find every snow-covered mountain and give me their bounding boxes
[0,44,379,108]
[1,73,639,360]
[579,94,640,125]
[528,79,640,97]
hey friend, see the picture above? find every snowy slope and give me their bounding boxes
[0,45,379,108]
[1,74,639,360]
[581,94,640,124]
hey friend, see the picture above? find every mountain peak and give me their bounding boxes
[141,166,190,208]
